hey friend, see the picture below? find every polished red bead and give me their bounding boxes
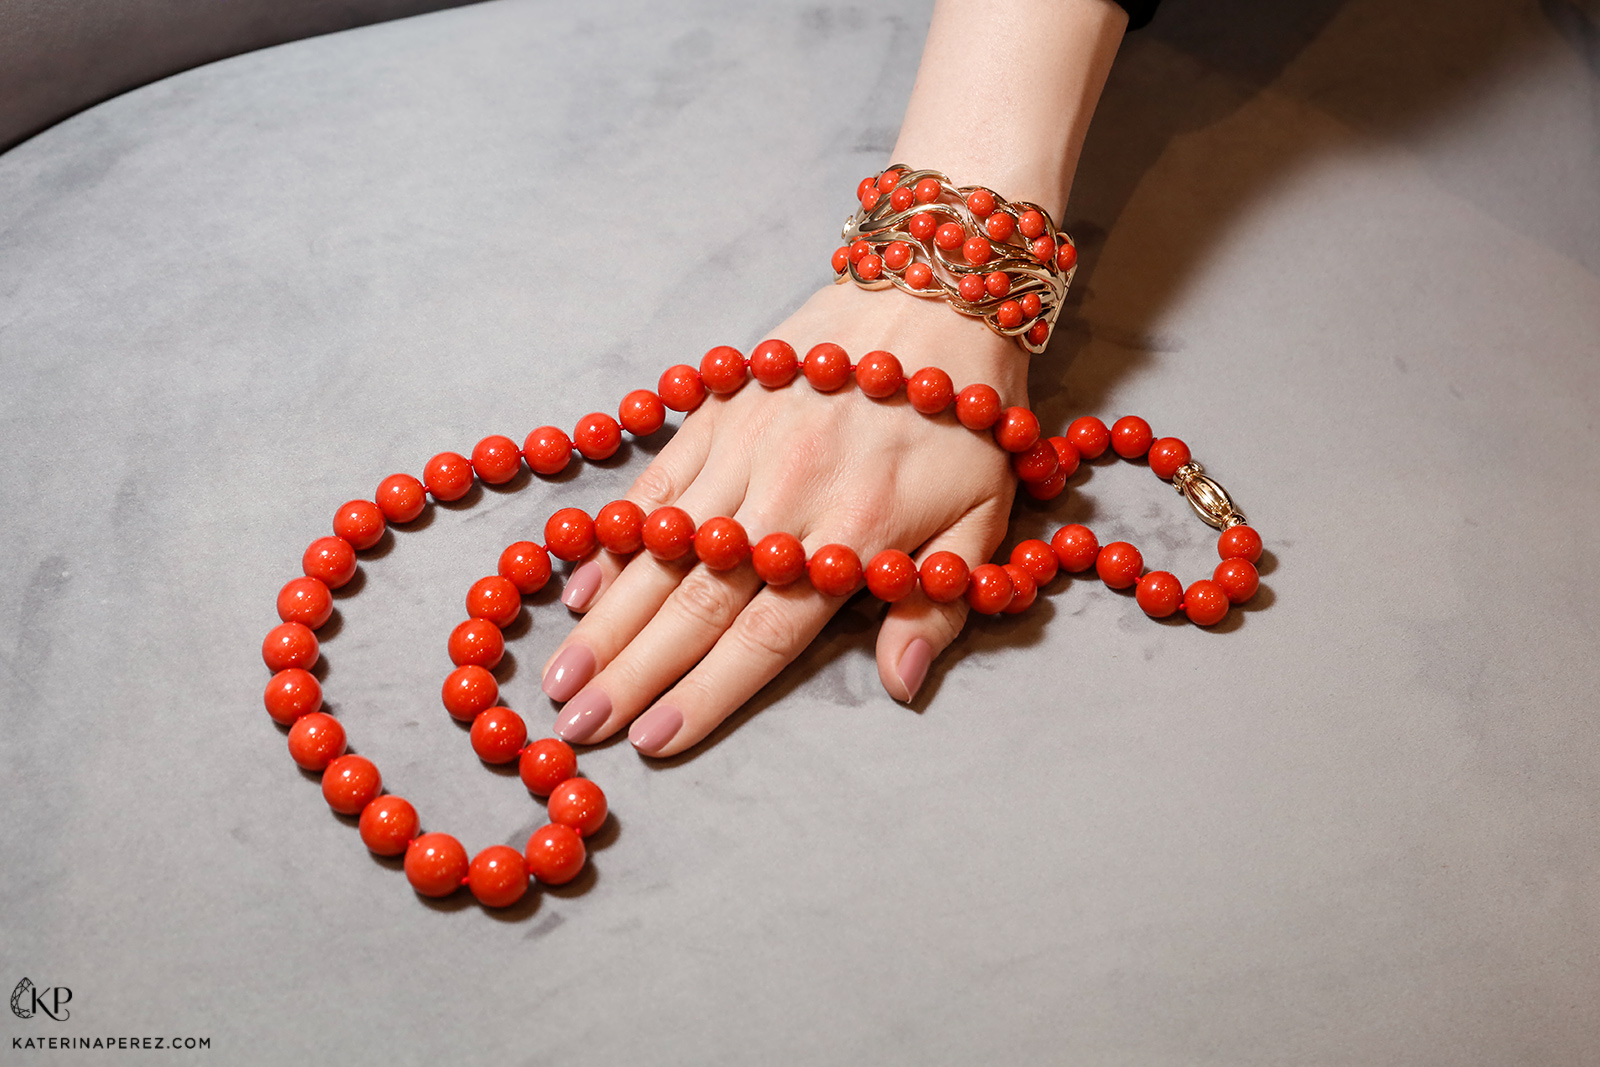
[904,262,934,290]
[406,833,469,898]
[521,426,572,476]
[657,365,707,413]
[957,274,987,303]
[1047,436,1081,478]
[642,506,696,561]
[1018,209,1046,239]
[966,563,1013,614]
[808,544,863,597]
[877,168,902,194]
[1217,525,1263,564]
[471,435,523,484]
[573,412,622,460]
[694,516,750,571]
[544,507,597,562]
[442,664,499,722]
[855,350,904,398]
[1023,466,1068,500]
[804,343,852,392]
[1147,437,1190,480]
[908,212,938,242]
[302,536,357,589]
[466,575,522,628]
[963,236,992,265]
[985,271,1009,298]
[1051,524,1100,572]
[856,176,876,203]
[1056,241,1078,271]
[1026,321,1050,347]
[1183,580,1230,626]
[994,407,1040,453]
[1136,571,1184,618]
[263,622,318,672]
[1001,564,1037,614]
[849,239,871,263]
[1031,235,1056,263]
[358,795,418,856]
[966,188,995,215]
[919,551,970,602]
[906,366,955,414]
[423,451,474,501]
[519,737,578,797]
[498,540,552,594]
[1019,293,1042,321]
[1011,438,1060,483]
[918,178,944,204]
[471,706,528,764]
[1096,542,1144,589]
[548,778,608,837]
[375,473,426,524]
[287,712,345,771]
[1111,416,1154,459]
[1214,558,1260,604]
[1009,539,1059,585]
[857,253,883,280]
[934,222,965,251]
[955,384,1002,430]
[468,845,527,907]
[861,187,880,210]
[448,618,504,669]
[595,500,646,555]
[264,668,321,725]
[985,212,1015,241]
[619,389,666,437]
[996,300,1024,329]
[883,241,912,271]
[889,186,914,212]
[865,549,918,602]
[1067,416,1111,459]
[332,499,386,550]
[322,754,381,815]
[699,345,748,395]
[749,339,799,387]
[752,532,807,585]
[277,576,332,629]
[525,823,587,886]
[831,246,850,273]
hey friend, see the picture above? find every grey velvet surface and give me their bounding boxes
[2,0,1598,1063]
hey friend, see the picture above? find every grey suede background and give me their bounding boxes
[2,0,1598,1064]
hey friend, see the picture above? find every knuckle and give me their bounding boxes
[671,570,746,632]
[735,598,807,660]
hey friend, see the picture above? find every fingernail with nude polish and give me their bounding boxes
[629,704,683,757]
[542,644,596,701]
[896,638,933,702]
[554,688,611,745]
[561,561,602,612]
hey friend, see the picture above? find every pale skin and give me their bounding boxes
[540,0,1130,757]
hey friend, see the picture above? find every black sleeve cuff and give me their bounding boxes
[1113,0,1160,30]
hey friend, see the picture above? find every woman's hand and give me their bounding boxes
[538,282,1027,757]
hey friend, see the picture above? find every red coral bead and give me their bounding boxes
[1023,466,1068,500]
[287,712,345,771]
[1136,571,1184,618]
[919,551,970,602]
[831,246,850,273]
[808,544,863,597]
[750,339,799,387]
[985,212,1015,241]
[471,846,528,906]
[332,499,386,550]
[521,426,572,476]
[1011,438,1060,483]
[470,706,528,764]
[657,365,707,413]
[595,500,646,555]
[1067,416,1111,459]
[877,168,902,194]
[1031,235,1056,262]
[918,178,944,204]
[1018,209,1046,239]
[545,507,597,562]
[963,236,992,265]
[883,242,912,271]
[1020,292,1042,320]
[1217,525,1263,564]
[448,618,504,669]
[573,412,622,461]
[752,532,807,585]
[994,407,1041,453]
[466,575,522,628]
[865,549,918,602]
[906,366,955,414]
[1001,564,1037,614]
[856,176,876,203]
[996,300,1024,329]
[642,506,696,561]
[804,343,852,392]
[1096,542,1144,589]
[908,213,937,241]
[934,222,965,251]
[904,262,934,290]
[1147,437,1190,480]
[442,664,499,722]
[1183,580,1230,626]
[277,576,332,629]
[1008,539,1059,585]
[375,473,426,523]
[849,240,871,264]
[861,187,880,210]
[955,384,1001,430]
[359,795,418,856]
[966,563,1013,615]
[985,271,1009,298]
[1214,558,1260,603]
[519,737,578,797]
[548,778,608,837]
[263,622,318,672]
[1027,321,1050,347]
[855,350,904,398]
[966,187,995,215]
[699,345,748,395]
[694,516,751,571]
[471,435,523,484]
[1051,524,1100,572]
[499,540,552,594]
[302,536,357,589]
[889,186,914,212]
[957,274,987,303]
[525,823,587,886]
[1056,242,1078,271]
[423,451,474,501]
[406,833,468,898]
[322,754,381,815]
[1047,436,1081,478]
[619,389,666,437]
[857,254,883,280]
[264,668,321,725]
[1111,416,1154,459]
